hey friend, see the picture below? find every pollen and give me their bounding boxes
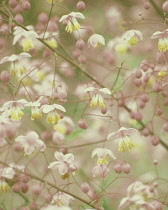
[118,138,135,152]
[47,110,60,124]
[21,38,34,52]
[9,106,24,120]
[127,37,138,46]
[158,38,168,52]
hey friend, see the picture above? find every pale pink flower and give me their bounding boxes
[15,131,46,155]
[41,104,66,124]
[48,151,77,176]
[1,99,28,121]
[84,87,111,109]
[0,53,31,76]
[59,12,85,33]
[51,191,74,206]
[122,30,143,46]
[151,29,168,52]
[92,164,109,179]
[88,34,105,47]
[13,26,39,52]
[107,127,138,152]
[92,148,116,164]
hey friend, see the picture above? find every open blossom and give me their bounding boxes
[122,30,143,46]
[0,53,31,77]
[88,34,105,47]
[25,101,42,120]
[13,26,39,52]
[107,127,138,152]
[118,181,159,210]
[1,99,28,121]
[84,87,111,109]
[151,29,168,52]
[92,164,109,179]
[48,151,77,179]
[41,104,66,124]
[0,166,15,192]
[51,192,74,206]
[59,12,85,33]
[92,148,116,164]
[15,131,46,155]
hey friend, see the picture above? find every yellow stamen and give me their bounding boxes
[47,110,60,124]
[21,38,34,52]
[97,156,108,164]
[9,107,24,120]
[127,37,138,46]
[61,173,70,180]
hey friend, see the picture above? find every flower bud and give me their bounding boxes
[138,101,145,109]
[78,119,88,129]
[101,107,107,114]
[81,182,90,193]
[114,163,122,174]
[78,54,87,63]
[140,93,149,103]
[76,39,85,50]
[162,1,168,12]
[45,193,53,203]
[163,98,168,106]
[156,107,163,115]
[122,163,131,174]
[29,202,38,210]
[77,1,86,11]
[12,183,21,192]
[143,74,150,83]
[32,184,41,196]
[19,174,30,183]
[21,183,29,193]
[153,159,158,165]
[135,69,142,78]
[134,78,142,87]
[129,111,135,119]
[21,1,31,11]
[0,70,10,82]
[142,128,150,137]
[144,2,150,10]
[72,49,81,58]
[151,135,160,146]
[135,112,142,121]
[162,91,168,97]
[8,0,18,8]
[163,123,168,132]
[156,52,167,64]
[38,12,48,24]
[14,14,24,24]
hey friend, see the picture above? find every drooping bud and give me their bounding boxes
[14,14,24,24]
[21,1,31,11]
[12,183,21,192]
[32,184,41,196]
[78,119,88,129]
[162,0,168,12]
[114,163,122,174]
[29,202,38,210]
[76,39,85,50]
[78,54,87,63]
[156,107,163,115]
[135,69,142,78]
[122,162,131,174]
[151,135,160,146]
[163,123,168,132]
[142,127,150,137]
[8,0,18,8]
[0,70,10,82]
[144,1,150,10]
[153,159,158,165]
[134,78,142,87]
[134,112,142,121]
[38,12,48,24]
[77,1,86,11]
[80,182,90,193]
[101,107,107,114]
[45,193,53,204]
[21,183,29,193]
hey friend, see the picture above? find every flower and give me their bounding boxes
[25,101,42,120]
[92,164,109,179]
[92,148,116,164]
[151,29,168,52]
[15,131,46,155]
[84,87,111,109]
[122,30,143,46]
[1,99,28,120]
[48,151,77,179]
[13,26,39,52]
[41,104,66,124]
[0,166,15,192]
[88,34,105,47]
[59,12,85,33]
[0,53,31,77]
[51,192,74,206]
[107,127,138,152]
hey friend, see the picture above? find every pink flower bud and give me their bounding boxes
[114,163,122,174]
[135,112,142,121]
[72,49,81,58]
[76,39,85,50]
[122,163,131,174]
[135,69,142,78]
[13,5,23,14]
[29,202,38,210]
[143,74,150,83]
[151,135,160,146]
[140,93,149,103]
[12,183,21,192]
[138,101,145,109]
[162,1,168,12]
[45,193,53,204]
[78,54,87,63]
[156,107,163,115]
[90,191,99,201]
[153,159,158,165]
[8,0,18,8]
[32,184,41,196]
[162,91,168,97]
[118,99,125,107]
[142,128,150,137]
[19,174,30,183]
[144,2,150,10]
[77,1,86,11]
[152,83,162,93]
[0,70,10,82]
[81,182,90,193]
[129,111,135,119]
[13,142,23,152]
[121,21,127,27]
[163,98,168,106]
[78,119,88,129]
[140,63,149,72]
[38,12,48,24]
[156,52,167,64]
[163,123,168,132]
[134,78,142,87]
[21,183,29,193]
[101,107,107,114]
[14,14,24,24]
[21,1,31,11]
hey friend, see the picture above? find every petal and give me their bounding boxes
[0,56,10,64]
[151,31,163,39]
[24,144,34,155]
[53,104,66,112]
[54,151,65,161]
[84,87,97,93]
[99,88,111,95]
[64,153,74,162]
[48,161,60,170]
[41,105,55,113]
[107,132,121,140]
[58,163,68,175]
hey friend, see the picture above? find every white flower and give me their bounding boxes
[0,166,15,179]
[151,29,168,52]
[59,12,85,33]
[51,192,74,206]
[84,87,111,109]
[88,34,105,47]
[25,101,42,120]
[107,127,138,152]
[92,148,116,164]
[15,131,46,156]
[122,30,143,46]
[41,104,66,124]
[0,53,31,76]
[13,26,39,52]
[92,164,109,179]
